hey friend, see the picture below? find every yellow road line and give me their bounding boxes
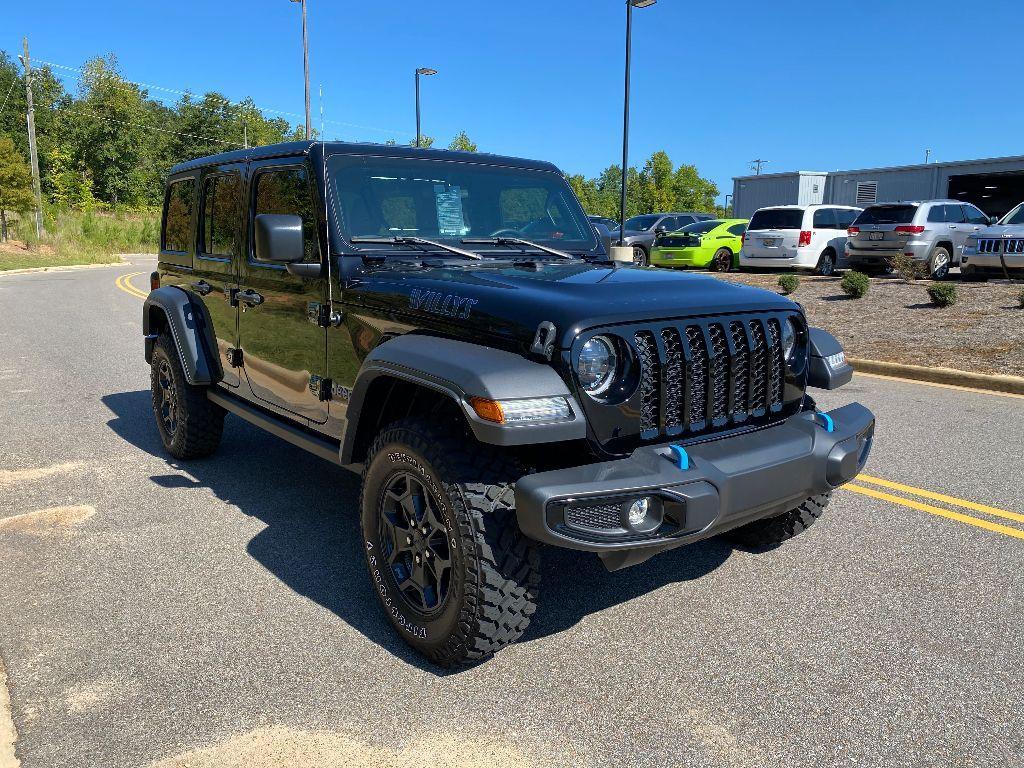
[115,271,148,300]
[845,483,1024,540]
[856,474,1024,525]
[854,371,1024,401]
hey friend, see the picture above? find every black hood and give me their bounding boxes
[346,260,798,352]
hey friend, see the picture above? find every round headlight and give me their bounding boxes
[781,317,800,361]
[577,336,617,395]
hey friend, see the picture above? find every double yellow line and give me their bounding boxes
[846,475,1024,540]
[115,271,148,300]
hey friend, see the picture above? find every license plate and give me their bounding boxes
[762,238,779,247]
[869,232,884,241]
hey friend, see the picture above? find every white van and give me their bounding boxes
[739,204,861,275]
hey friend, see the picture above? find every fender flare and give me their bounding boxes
[340,335,587,463]
[143,286,223,386]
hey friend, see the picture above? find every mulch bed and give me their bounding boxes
[707,271,1024,377]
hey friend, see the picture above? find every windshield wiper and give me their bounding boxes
[350,236,483,260]
[461,237,574,260]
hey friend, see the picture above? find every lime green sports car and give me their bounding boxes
[650,218,748,272]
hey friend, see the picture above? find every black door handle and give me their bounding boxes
[236,289,264,307]
[190,280,212,296]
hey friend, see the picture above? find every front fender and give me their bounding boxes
[341,335,587,462]
[143,286,223,386]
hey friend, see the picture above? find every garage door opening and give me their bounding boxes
[947,172,1024,219]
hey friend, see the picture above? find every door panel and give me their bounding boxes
[194,166,243,387]
[237,161,328,424]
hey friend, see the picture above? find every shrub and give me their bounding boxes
[841,271,870,299]
[888,252,926,282]
[777,274,799,295]
[926,283,958,307]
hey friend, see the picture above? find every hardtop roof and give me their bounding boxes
[168,140,562,176]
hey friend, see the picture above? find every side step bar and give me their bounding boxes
[207,388,342,466]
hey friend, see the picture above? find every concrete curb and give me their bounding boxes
[0,260,123,276]
[849,357,1024,396]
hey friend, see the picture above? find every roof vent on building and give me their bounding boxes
[856,181,878,205]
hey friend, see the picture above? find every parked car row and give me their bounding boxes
[590,197,1023,280]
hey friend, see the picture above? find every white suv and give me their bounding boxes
[739,205,862,275]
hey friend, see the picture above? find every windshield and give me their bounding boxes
[748,209,804,231]
[854,205,918,225]
[623,214,660,231]
[327,155,597,252]
[679,220,722,234]
[1000,203,1024,225]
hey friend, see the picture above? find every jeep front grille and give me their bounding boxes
[977,238,1024,254]
[632,315,791,439]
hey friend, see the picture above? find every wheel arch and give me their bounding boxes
[143,286,223,386]
[340,335,587,465]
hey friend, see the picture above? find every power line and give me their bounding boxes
[37,58,413,137]
[54,103,244,147]
[0,75,17,118]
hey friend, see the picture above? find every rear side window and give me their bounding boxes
[727,223,747,236]
[812,208,837,229]
[252,167,318,262]
[200,174,240,257]
[853,205,918,225]
[679,220,721,235]
[162,179,195,253]
[748,209,804,231]
[835,209,859,229]
[963,205,988,225]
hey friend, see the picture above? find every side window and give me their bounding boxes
[812,208,837,229]
[252,167,318,262]
[926,205,945,223]
[200,173,240,258]
[835,209,858,229]
[727,223,747,237]
[944,204,965,223]
[162,178,195,253]
[963,205,988,225]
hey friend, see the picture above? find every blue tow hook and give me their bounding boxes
[815,411,835,433]
[668,444,690,470]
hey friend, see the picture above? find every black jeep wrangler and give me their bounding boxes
[144,140,874,666]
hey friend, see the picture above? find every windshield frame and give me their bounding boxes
[325,153,600,256]
[999,202,1024,226]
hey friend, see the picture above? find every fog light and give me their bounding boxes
[627,498,650,527]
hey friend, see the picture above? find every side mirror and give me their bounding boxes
[254,213,305,264]
[593,223,613,255]
[654,226,667,235]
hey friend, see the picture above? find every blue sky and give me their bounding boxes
[3,0,1021,204]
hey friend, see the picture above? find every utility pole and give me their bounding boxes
[750,159,769,175]
[924,148,932,164]
[19,37,43,239]
[243,121,249,149]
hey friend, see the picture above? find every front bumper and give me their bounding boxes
[515,402,874,569]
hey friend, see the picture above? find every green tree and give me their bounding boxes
[408,135,435,148]
[447,131,478,152]
[46,143,95,210]
[0,134,35,241]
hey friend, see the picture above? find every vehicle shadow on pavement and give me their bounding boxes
[103,389,732,672]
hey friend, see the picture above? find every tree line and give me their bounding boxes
[0,49,718,226]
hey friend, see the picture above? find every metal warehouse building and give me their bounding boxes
[732,154,1024,220]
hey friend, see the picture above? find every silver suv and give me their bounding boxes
[845,200,994,279]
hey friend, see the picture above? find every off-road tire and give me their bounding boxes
[150,333,224,459]
[726,493,831,549]
[711,247,733,272]
[360,419,540,667]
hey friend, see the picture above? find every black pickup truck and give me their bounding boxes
[143,140,874,666]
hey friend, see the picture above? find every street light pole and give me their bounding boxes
[618,0,656,249]
[290,0,312,139]
[415,68,437,148]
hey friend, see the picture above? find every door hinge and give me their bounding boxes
[226,347,243,368]
[310,374,333,402]
[307,302,343,328]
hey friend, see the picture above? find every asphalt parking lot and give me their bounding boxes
[1,257,1022,768]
